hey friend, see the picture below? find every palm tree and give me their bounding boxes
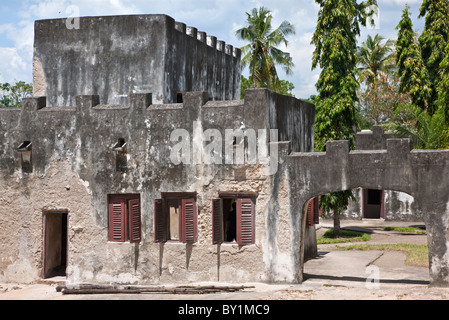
[235,7,295,92]
[356,34,396,85]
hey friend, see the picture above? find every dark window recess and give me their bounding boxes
[154,193,197,244]
[367,189,382,205]
[17,141,32,173]
[212,195,256,246]
[177,92,183,103]
[108,194,141,243]
[113,138,127,173]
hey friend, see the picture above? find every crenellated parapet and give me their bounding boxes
[286,138,449,286]
[0,89,314,174]
[33,14,241,108]
[174,21,241,59]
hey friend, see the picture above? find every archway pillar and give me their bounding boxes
[287,139,449,287]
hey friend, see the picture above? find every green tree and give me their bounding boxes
[0,81,33,108]
[384,104,449,150]
[311,0,377,151]
[356,34,407,128]
[319,190,356,238]
[236,7,295,92]
[311,0,377,237]
[240,75,295,99]
[395,4,432,112]
[418,0,449,115]
[357,72,411,127]
[438,42,449,122]
[389,3,449,149]
[356,34,396,85]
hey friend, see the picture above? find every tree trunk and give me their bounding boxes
[333,207,341,238]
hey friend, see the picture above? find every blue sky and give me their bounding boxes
[0,0,425,99]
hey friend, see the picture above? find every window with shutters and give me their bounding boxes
[108,194,141,243]
[306,197,320,227]
[212,193,256,246]
[154,193,197,244]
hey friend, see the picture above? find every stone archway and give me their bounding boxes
[287,139,449,287]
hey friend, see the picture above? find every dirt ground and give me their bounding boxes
[1,219,448,301]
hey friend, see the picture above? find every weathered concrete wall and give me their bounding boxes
[288,139,449,287]
[384,190,422,221]
[355,126,393,150]
[165,22,241,103]
[337,189,423,221]
[0,89,315,285]
[335,126,423,221]
[33,14,241,107]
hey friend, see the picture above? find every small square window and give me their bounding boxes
[17,141,32,173]
[113,138,127,173]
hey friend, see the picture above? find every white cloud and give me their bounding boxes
[0,0,426,97]
[0,47,30,83]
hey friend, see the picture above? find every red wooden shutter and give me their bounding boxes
[313,197,320,224]
[182,198,197,244]
[237,198,255,245]
[128,198,141,243]
[154,199,167,243]
[212,199,223,244]
[307,200,314,227]
[109,196,126,242]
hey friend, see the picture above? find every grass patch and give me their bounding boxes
[317,229,371,244]
[341,243,429,267]
[383,226,426,234]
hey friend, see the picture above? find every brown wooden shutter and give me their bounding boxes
[109,196,126,242]
[307,200,314,227]
[212,199,223,244]
[313,197,320,224]
[182,198,197,244]
[237,198,255,245]
[154,199,167,243]
[128,198,141,243]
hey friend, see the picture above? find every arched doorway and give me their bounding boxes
[303,201,429,289]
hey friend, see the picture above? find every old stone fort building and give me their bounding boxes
[1,14,449,287]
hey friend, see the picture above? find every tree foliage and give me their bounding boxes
[319,190,356,237]
[418,0,449,115]
[438,42,449,122]
[388,2,449,149]
[236,7,295,92]
[356,34,396,85]
[240,75,295,98]
[356,33,409,128]
[0,81,33,108]
[357,72,411,127]
[311,0,377,236]
[384,104,449,150]
[311,0,377,151]
[395,5,432,112]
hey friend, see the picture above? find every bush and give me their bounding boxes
[317,229,371,244]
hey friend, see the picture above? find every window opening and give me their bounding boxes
[154,193,197,244]
[212,194,256,246]
[177,92,183,103]
[113,138,127,173]
[223,199,237,242]
[17,141,32,173]
[108,194,141,242]
[167,198,180,241]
